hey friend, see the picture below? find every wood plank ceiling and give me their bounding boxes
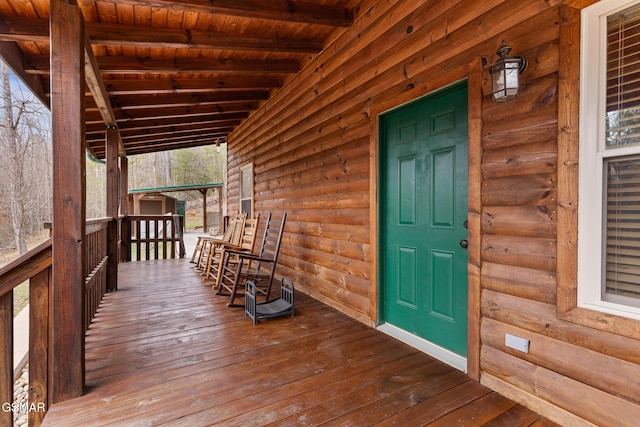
[0,0,359,158]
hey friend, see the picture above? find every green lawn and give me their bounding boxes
[14,281,29,317]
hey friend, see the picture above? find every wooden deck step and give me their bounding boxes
[42,259,557,426]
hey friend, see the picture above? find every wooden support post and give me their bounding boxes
[106,127,119,291]
[120,157,131,262]
[200,188,208,232]
[217,186,223,233]
[133,193,143,215]
[50,0,86,403]
[120,157,128,217]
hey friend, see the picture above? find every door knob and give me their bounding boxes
[459,239,468,249]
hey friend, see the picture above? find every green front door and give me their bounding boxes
[380,82,468,357]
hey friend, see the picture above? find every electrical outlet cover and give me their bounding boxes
[505,333,530,353]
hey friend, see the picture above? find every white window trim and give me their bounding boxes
[578,0,640,321]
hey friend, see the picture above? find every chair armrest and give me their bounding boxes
[219,243,250,251]
[224,248,252,257]
[225,250,274,263]
[201,237,232,246]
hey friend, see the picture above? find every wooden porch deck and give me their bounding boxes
[42,259,556,426]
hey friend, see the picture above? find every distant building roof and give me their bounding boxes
[129,183,223,195]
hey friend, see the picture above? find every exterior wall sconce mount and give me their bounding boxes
[489,41,527,102]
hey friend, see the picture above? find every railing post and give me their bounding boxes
[106,219,118,291]
[0,292,12,427]
[120,157,131,263]
[106,127,119,291]
[122,217,131,262]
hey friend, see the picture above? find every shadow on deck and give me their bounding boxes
[42,259,556,426]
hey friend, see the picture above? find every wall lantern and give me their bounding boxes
[489,41,527,102]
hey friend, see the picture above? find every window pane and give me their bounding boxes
[606,3,640,149]
[605,156,640,304]
[241,199,252,218]
[240,167,252,199]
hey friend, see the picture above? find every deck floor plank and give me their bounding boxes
[41,259,557,426]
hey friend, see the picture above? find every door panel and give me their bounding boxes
[381,82,468,357]
[398,156,417,225]
[431,249,455,320]
[397,246,417,307]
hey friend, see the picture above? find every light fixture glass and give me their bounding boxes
[489,41,527,102]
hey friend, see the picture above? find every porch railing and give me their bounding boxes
[0,217,115,427]
[121,215,185,261]
[0,239,51,427]
[84,218,111,330]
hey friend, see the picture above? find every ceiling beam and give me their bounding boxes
[90,22,322,53]
[91,137,228,158]
[110,0,353,26]
[85,102,259,123]
[119,130,233,146]
[86,120,243,143]
[91,90,269,110]
[86,112,249,134]
[100,77,283,95]
[114,138,228,156]
[90,131,232,157]
[25,55,300,75]
[43,77,282,97]
[82,30,126,157]
[87,121,240,144]
[0,16,323,53]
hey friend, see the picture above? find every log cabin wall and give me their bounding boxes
[226,0,640,425]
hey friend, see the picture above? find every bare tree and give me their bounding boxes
[86,157,106,219]
[0,62,51,254]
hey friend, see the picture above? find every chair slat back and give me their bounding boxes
[219,221,235,242]
[240,213,260,251]
[254,212,286,272]
[226,212,247,246]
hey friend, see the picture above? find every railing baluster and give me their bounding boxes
[145,220,151,261]
[136,220,141,261]
[154,219,159,260]
[0,292,12,427]
[170,218,176,259]
[163,219,168,259]
[29,267,50,427]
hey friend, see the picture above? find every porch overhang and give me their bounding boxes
[0,0,357,159]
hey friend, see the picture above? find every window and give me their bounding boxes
[579,0,640,320]
[240,163,253,218]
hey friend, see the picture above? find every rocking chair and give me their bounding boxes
[217,212,287,307]
[196,213,246,271]
[205,213,260,286]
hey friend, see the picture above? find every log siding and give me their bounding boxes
[226,0,640,425]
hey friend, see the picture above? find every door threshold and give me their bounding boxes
[377,323,467,372]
